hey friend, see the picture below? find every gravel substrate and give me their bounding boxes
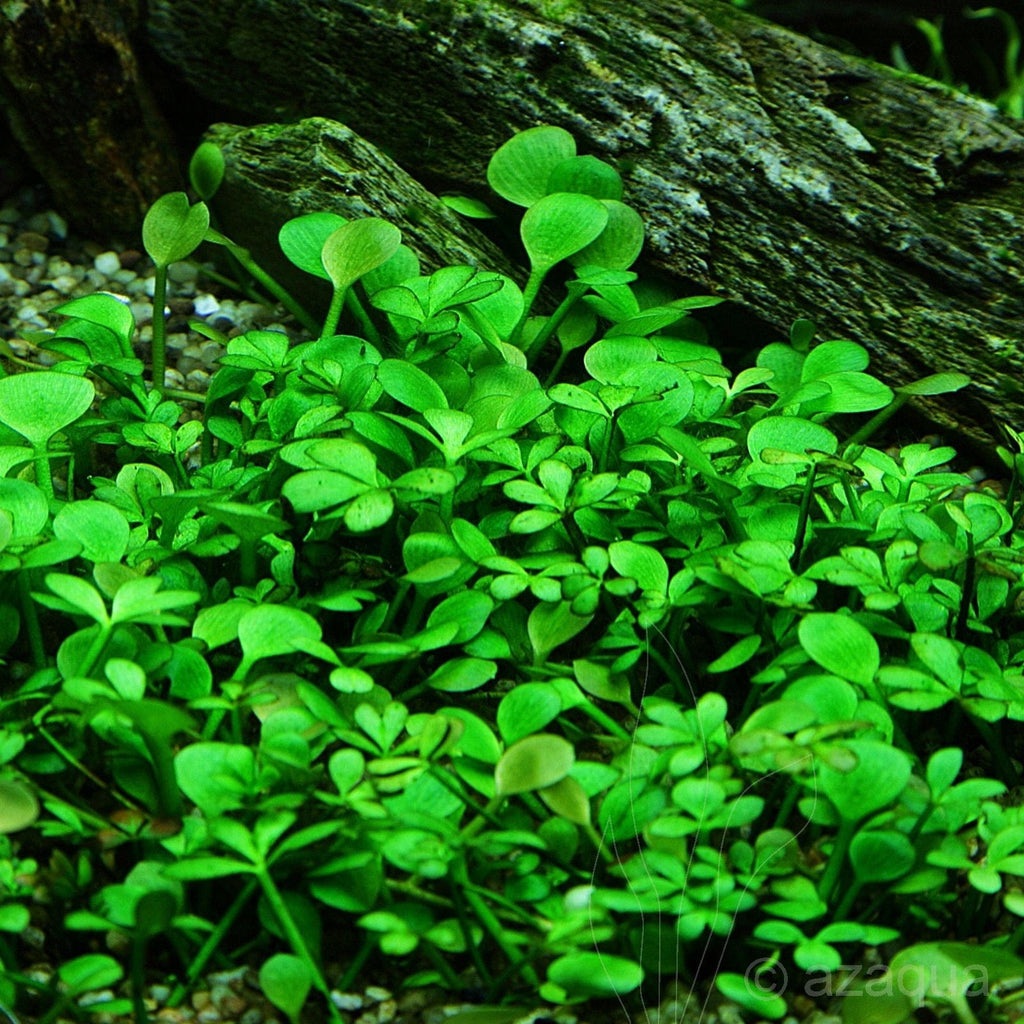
[0,184,304,391]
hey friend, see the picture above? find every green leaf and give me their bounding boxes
[487,125,576,206]
[537,775,592,826]
[279,212,347,279]
[55,292,135,352]
[189,142,225,200]
[58,954,124,997]
[707,634,762,674]
[747,416,838,462]
[546,951,643,998]
[238,605,322,665]
[175,743,257,817]
[527,601,593,663]
[798,613,879,690]
[0,371,94,446]
[495,733,575,795]
[53,501,131,563]
[497,683,562,743]
[440,194,497,218]
[570,200,644,270]
[897,372,971,396]
[426,658,498,693]
[41,573,109,625]
[0,479,48,540]
[0,778,39,834]
[344,488,395,532]
[849,830,916,882]
[716,971,787,1020]
[322,218,402,293]
[820,740,911,821]
[609,540,668,593]
[259,954,312,1024]
[547,155,623,200]
[142,192,210,267]
[521,193,608,274]
[378,359,448,411]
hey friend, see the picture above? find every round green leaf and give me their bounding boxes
[0,779,39,834]
[238,604,322,664]
[344,488,395,532]
[849,830,916,883]
[497,682,562,743]
[547,155,624,199]
[279,212,347,279]
[259,953,312,1024]
[0,478,48,541]
[53,501,131,563]
[521,193,609,273]
[0,371,94,446]
[487,125,576,207]
[322,218,402,292]
[798,613,879,689]
[495,733,575,795]
[570,200,644,270]
[747,416,838,462]
[820,739,912,821]
[142,192,210,267]
[546,951,643,998]
[538,775,592,826]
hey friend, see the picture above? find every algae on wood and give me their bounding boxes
[146,0,1024,453]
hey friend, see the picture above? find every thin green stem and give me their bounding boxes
[75,623,114,680]
[333,933,377,992]
[229,249,319,335]
[452,860,539,986]
[513,266,547,350]
[32,445,53,501]
[167,878,259,1007]
[841,393,911,453]
[524,283,586,365]
[817,816,858,903]
[256,867,342,1023]
[344,287,382,348]
[793,462,819,569]
[151,264,169,393]
[321,287,347,341]
[18,570,45,669]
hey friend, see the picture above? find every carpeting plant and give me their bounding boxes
[0,125,1023,1024]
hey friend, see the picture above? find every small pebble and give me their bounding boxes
[93,251,122,275]
[332,991,365,1010]
[17,230,48,252]
[194,293,220,317]
[119,248,142,268]
[364,986,392,1002]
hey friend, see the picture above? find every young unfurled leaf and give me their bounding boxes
[321,218,402,293]
[143,192,210,267]
[279,212,347,279]
[521,193,608,275]
[487,125,576,207]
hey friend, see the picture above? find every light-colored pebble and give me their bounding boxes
[194,293,221,317]
[94,251,121,275]
[331,991,364,1010]
[364,986,392,1002]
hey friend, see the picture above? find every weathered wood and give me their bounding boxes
[202,117,520,311]
[0,0,180,237]
[145,0,1024,458]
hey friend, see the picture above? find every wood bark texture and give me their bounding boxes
[0,0,180,235]
[144,0,1024,456]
